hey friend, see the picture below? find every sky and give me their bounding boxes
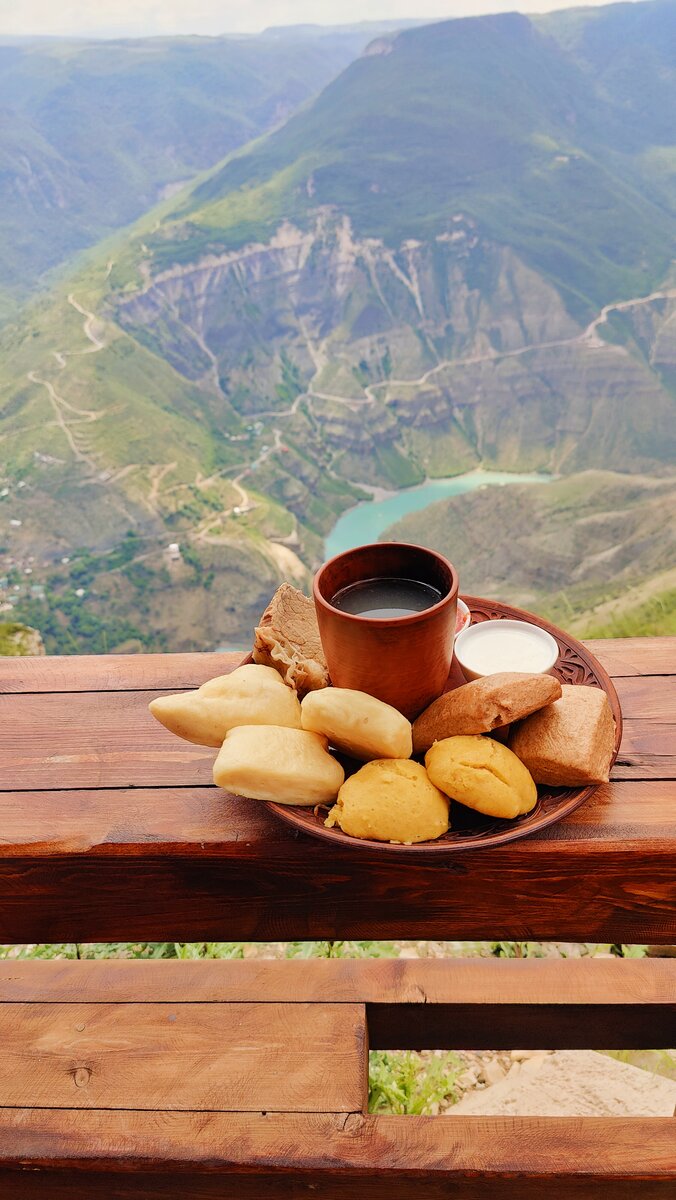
[0,0,641,38]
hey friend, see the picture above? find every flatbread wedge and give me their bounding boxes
[253,583,329,695]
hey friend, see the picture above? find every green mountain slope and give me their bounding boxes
[0,27,386,312]
[149,6,676,318]
[383,470,676,635]
[1,3,676,651]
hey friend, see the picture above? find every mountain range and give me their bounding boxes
[1,1,675,652]
[0,23,406,317]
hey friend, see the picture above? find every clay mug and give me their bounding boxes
[313,542,458,719]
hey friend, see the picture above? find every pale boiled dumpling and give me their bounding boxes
[213,725,344,805]
[149,663,301,747]
[301,687,412,761]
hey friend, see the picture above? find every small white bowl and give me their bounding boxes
[453,618,559,682]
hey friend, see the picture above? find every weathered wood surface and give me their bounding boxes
[0,958,673,1050]
[0,1112,674,1191]
[0,637,671,693]
[0,1000,365,1112]
[0,638,674,944]
[1,690,673,789]
[2,1170,674,1200]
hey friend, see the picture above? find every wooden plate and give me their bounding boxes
[258,596,623,855]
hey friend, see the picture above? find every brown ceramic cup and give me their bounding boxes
[313,542,458,719]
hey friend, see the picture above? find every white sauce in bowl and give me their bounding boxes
[454,619,558,679]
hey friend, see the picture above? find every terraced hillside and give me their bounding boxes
[1,3,675,651]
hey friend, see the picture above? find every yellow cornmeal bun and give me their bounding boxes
[214,725,344,805]
[149,663,301,747]
[301,687,412,761]
[425,734,537,820]
[326,759,449,844]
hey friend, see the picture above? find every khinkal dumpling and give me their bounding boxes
[213,725,344,805]
[149,663,301,747]
[301,687,412,761]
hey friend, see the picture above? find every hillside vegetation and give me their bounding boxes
[0,26,385,314]
[157,5,676,317]
[385,470,676,636]
[1,3,675,650]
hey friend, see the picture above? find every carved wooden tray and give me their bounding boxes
[262,596,623,854]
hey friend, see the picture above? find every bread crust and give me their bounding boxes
[412,671,562,754]
[253,583,329,695]
[509,684,615,786]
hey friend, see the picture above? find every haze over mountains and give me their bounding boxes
[1,1,675,651]
[0,23,407,314]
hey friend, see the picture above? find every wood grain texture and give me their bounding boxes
[614,676,676,720]
[0,1111,674,1178]
[2,1171,674,1200]
[0,653,243,694]
[0,958,672,1050]
[0,638,673,694]
[0,773,672,943]
[0,1002,366,1112]
[0,841,673,945]
[1,687,673,792]
[0,780,671,854]
[584,638,676,678]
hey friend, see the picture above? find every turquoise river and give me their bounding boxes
[325,470,550,559]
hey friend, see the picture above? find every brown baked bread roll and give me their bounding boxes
[253,583,329,695]
[413,672,562,754]
[509,684,615,786]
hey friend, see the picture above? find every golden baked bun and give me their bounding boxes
[325,759,449,844]
[413,672,561,754]
[149,663,301,747]
[301,687,412,761]
[425,734,537,819]
[509,684,615,786]
[214,725,344,805]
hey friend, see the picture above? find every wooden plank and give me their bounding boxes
[0,690,216,790]
[0,780,672,854]
[2,1171,674,1200]
[584,637,676,678]
[0,837,672,944]
[0,958,672,1051]
[0,1111,673,1182]
[1,691,674,791]
[2,955,672,1005]
[0,653,243,694]
[614,676,676,720]
[0,1002,366,1112]
[0,639,673,695]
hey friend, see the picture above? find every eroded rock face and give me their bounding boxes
[0,622,45,656]
[114,213,676,481]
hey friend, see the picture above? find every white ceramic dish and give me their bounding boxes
[453,618,559,681]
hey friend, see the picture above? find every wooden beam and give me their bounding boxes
[0,779,672,943]
[2,1170,674,1199]
[0,652,243,694]
[1,638,673,694]
[0,958,673,1050]
[0,1002,366,1112]
[0,1112,674,1186]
